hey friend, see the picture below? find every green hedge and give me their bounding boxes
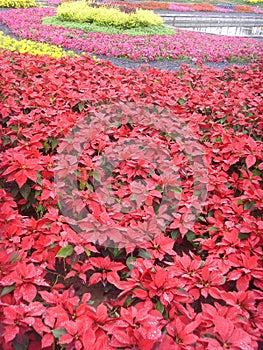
[42,16,175,36]
[56,1,163,29]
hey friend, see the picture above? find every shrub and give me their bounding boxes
[0,0,36,7]
[56,1,163,29]
[42,16,175,36]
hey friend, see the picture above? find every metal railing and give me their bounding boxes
[160,13,263,27]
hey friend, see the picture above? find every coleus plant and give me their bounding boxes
[0,49,263,349]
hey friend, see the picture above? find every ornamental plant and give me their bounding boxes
[57,1,163,29]
[0,8,262,62]
[111,1,262,13]
[105,1,169,11]
[42,16,175,36]
[0,48,263,349]
[0,31,76,58]
[235,4,255,12]
[0,0,36,7]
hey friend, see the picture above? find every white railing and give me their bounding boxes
[160,14,263,27]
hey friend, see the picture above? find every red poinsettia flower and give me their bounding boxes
[2,152,43,188]
[88,256,126,286]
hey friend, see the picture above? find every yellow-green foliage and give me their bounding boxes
[0,31,77,58]
[0,0,36,8]
[57,1,163,29]
[245,0,263,3]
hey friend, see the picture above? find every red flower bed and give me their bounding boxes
[190,3,216,11]
[235,5,254,12]
[110,1,260,12]
[0,50,263,349]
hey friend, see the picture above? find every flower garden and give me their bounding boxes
[0,0,263,349]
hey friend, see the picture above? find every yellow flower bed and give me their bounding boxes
[0,32,77,58]
[245,0,263,3]
[0,0,36,8]
[57,0,163,29]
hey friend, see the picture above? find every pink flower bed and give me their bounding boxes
[213,6,234,12]
[46,0,60,5]
[168,4,193,11]
[0,7,262,62]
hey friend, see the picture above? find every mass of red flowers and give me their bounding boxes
[0,49,263,349]
[110,1,263,12]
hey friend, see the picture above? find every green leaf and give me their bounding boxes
[252,169,261,176]
[51,138,59,150]
[111,247,123,259]
[11,252,21,263]
[138,249,152,260]
[186,231,195,242]
[84,248,91,257]
[51,328,67,338]
[2,136,11,146]
[207,226,218,232]
[130,194,137,201]
[202,333,216,339]
[170,230,178,240]
[178,98,187,105]
[193,190,201,196]
[1,285,16,297]
[126,256,136,270]
[238,233,250,240]
[171,186,183,194]
[123,294,134,308]
[56,244,74,258]
[244,200,255,210]
[20,183,31,200]
[78,102,85,112]
[75,169,82,179]
[43,139,50,153]
[92,170,101,182]
[155,299,164,314]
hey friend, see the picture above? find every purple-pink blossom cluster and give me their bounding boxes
[0,7,262,62]
[46,0,60,5]
[168,4,193,12]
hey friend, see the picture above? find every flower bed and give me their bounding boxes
[0,0,36,8]
[0,7,262,62]
[56,1,163,29]
[0,47,263,349]
[111,1,263,13]
[42,15,175,36]
[0,31,76,57]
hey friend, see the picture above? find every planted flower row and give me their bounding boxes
[110,1,263,13]
[0,0,36,8]
[0,46,263,349]
[0,7,262,62]
[0,30,77,58]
